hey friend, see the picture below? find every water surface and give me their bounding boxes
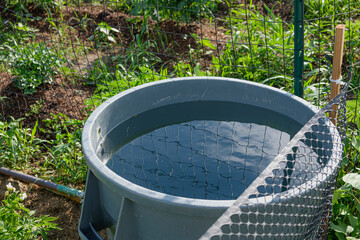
[102,101,303,200]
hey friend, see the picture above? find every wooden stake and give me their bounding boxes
[330,24,345,125]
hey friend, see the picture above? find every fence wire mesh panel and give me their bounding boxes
[301,0,360,104]
[0,0,359,239]
[200,76,349,240]
[0,0,298,121]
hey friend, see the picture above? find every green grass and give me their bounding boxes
[216,2,294,85]
[86,59,168,106]
[0,115,86,187]
[105,0,226,22]
[0,118,43,169]
[41,114,87,186]
[5,0,63,15]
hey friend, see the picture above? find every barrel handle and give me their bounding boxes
[79,222,104,240]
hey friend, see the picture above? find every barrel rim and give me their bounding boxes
[82,77,339,210]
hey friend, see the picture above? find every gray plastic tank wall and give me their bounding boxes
[79,77,319,240]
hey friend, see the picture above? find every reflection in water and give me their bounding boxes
[106,120,292,200]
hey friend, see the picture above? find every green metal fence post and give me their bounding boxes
[294,0,304,97]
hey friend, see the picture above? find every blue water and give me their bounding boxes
[103,101,302,200]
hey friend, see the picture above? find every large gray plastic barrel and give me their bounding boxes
[79,77,320,240]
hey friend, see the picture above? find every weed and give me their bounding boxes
[0,20,37,65]
[9,22,38,43]
[7,43,64,94]
[86,59,169,107]
[26,100,44,117]
[90,22,120,47]
[0,183,60,239]
[33,0,63,13]
[330,136,360,239]
[71,11,94,33]
[5,0,63,14]
[0,118,43,169]
[86,59,115,86]
[213,3,294,88]
[47,13,69,41]
[121,38,162,71]
[173,61,208,77]
[347,94,360,124]
[128,0,225,22]
[47,13,88,73]
[41,114,87,185]
[304,0,358,21]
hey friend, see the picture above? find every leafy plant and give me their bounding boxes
[90,22,120,47]
[330,171,360,239]
[174,61,208,77]
[329,96,360,239]
[5,0,63,14]
[0,183,60,239]
[86,24,165,102]
[26,100,44,117]
[304,0,356,22]
[0,21,37,65]
[87,60,168,107]
[214,2,294,89]
[0,118,43,169]
[346,91,360,124]
[0,114,87,186]
[8,43,64,94]
[33,0,63,13]
[46,13,87,70]
[70,11,94,33]
[47,13,70,42]
[120,36,162,71]
[41,113,87,185]
[8,22,38,43]
[112,0,226,21]
[86,59,115,86]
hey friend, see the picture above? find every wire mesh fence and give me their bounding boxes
[200,73,350,240]
[302,0,360,104]
[0,1,359,117]
[0,0,359,239]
